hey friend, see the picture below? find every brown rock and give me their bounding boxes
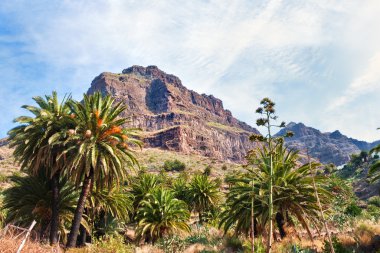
[87,65,260,163]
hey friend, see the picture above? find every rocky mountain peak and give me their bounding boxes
[87,65,260,162]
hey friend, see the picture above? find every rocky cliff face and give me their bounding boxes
[277,122,380,165]
[87,65,260,162]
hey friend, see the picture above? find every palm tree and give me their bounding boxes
[63,92,141,248]
[171,177,188,202]
[8,92,72,244]
[88,186,133,240]
[220,142,332,243]
[129,173,163,213]
[2,171,79,242]
[135,188,190,242]
[187,175,222,223]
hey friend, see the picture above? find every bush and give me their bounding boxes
[203,165,212,176]
[163,159,186,172]
[156,235,187,253]
[0,174,8,183]
[221,164,228,171]
[368,196,380,207]
[225,236,243,251]
[323,237,351,253]
[345,203,362,217]
[185,234,209,245]
[80,234,134,253]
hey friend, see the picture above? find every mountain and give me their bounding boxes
[87,65,260,162]
[277,122,380,165]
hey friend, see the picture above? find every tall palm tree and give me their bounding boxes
[8,92,72,244]
[187,175,222,223]
[135,188,190,242]
[2,171,79,242]
[63,92,141,248]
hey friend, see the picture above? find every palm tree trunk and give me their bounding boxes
[79,224,87,246]
[275,212,286,238]
[66,171,93,248]
[50,172,60,245]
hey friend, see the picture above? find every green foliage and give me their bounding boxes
[163,159,186,172]
[0,193,6,228]
[224,236,243,251]
[129,173,163,211]
[62,91,141,190]
[290,245,315,253]
[156,235,187,253]
[221,142,331,239]
[92,234,134,253]
[188,175,222,223]
[172,177,188,202]
[345,202,362,217]
[368,196,380,207]
[323,237,351,253]
[203,165,212,176]
[2,171,79,239]
[135,188,190,242]
[0,174,8,184]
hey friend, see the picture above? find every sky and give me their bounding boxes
[0,0,380,141]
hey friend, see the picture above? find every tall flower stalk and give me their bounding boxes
[249,98,292,253]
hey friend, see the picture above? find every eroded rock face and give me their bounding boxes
[277,122,380,165]
[87,65,260,162]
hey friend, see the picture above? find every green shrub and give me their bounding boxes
[225,236,243,251]
[156,235,187,253]
[163,159,186,172]
[243,238,266,253]
[0,174,8,183]
[185,234,209,245]
[221,164,228,171]
[203,165,212,176]
[323,237,351,253]
[345,202,362,217]
[92,234,134,253]
[368,196,380,207]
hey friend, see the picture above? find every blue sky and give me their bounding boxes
[0,0,380,141]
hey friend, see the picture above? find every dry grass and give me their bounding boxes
[351,220,380,250]
[0,236,59,253]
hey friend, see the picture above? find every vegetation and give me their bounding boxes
[163,159,186,172]
[2,94,380,252]
[135,188,190,242]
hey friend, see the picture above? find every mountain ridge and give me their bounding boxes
[87,65,260,162]
[277,122,380,165]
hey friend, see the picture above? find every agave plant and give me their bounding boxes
[135,188,190,242]
[220,142,332,241]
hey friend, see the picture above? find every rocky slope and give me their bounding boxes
[277,122,380,165]
[87,65,260,162]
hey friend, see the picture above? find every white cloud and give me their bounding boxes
[329,52,380,109]
[1,0,380,141]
